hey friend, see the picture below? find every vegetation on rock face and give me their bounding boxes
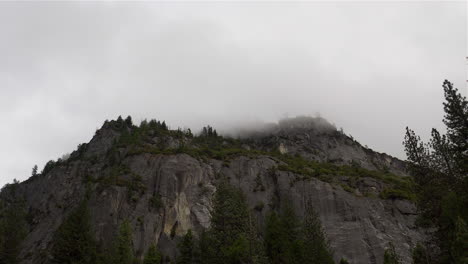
[51,200,97,264]
[403,80,468,264]
[411,243,430,264]
[2,91,434,263]
[0,181,27,264]
[96,114,414,202]
[111,220,135,264]
[301,202,335,264]
[199,181,265,264]
[177,230,196,264]
[264,199,334,264]
[274,153,414,201]
[383,242,401,264]
[143,244,162,264]
[339,258,349,264]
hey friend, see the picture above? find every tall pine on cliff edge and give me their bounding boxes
[404,80,468,264]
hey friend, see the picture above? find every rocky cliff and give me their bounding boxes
[5,116,424,264]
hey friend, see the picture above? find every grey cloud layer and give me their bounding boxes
[0,2,466,186]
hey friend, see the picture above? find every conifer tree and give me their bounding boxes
[112,220,135,264]
[442,80,468,174]
[279,201,302,264]
[143,244,162,264]
[403,80,468,263]
[264,200,302,264]
[202,181,264,264]
[50,200,97,264]
[384,242,401,264]
[31,165,38,177]
[412,243,429,264]
[0,197,27,264]
[265,211,284,264]
[301,203,334,264]
[125,116,133,127]
[339,258,350,264]
[205,181,249,264]
[451,217,468,264]
[177,230,195,264]
[246,213,267,264]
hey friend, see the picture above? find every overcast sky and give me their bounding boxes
[0,1,466,187]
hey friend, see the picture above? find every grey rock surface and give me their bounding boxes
[10,117,424,264]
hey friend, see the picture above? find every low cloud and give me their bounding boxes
[0,2,466,186]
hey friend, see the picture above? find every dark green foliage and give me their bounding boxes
[113,117,409,203]
[125,116,133,127]
[200,181,264,264]
[50,200,97,264]
[204,181,249,264]
[0,181,27,264]
[442,80,468,173]
[177,230,195,264]
[451,217,468,264]
[94,165,146,203]
[127,173,146,202]
[339,258,349,264]
[276,153,414,201]
[200,126,218,138]
[383,242,401,264]
[143,244,162,264]
[403,80,468,263]
[41,160,57,175]
[264,200,333,264]
[253,174,265,192]
[412,243,430,264]
[253,202,264,212]
[112,220,135,264]
[170,223,177,239]
[31,165,38,177]
[265,211,285,263]
[379,187,416,201]
[301,203,334,264]
[149,194,163,210]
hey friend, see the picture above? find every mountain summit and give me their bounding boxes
[1,116,423,264]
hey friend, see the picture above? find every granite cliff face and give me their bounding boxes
[7,117,424,264]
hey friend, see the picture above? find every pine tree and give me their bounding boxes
[264,200,302,264]
[202,181,263,264]
[442,80,468,174]
[384,242,401,264]
[125,116,133,127]
[50,200,97,264]
[246,213,267,264]
[301,203,334,264]
[0,187,27,264]
[265,211,284,264]
[412,243,429,264]
[143,244,162,264]
[31,165,38,177]
[279,200,302,264]
[403,80,468,263]
[112,220,135,264]
[451,217,468,264]
[161,121,168,130]
[197,230,212,264]
[177,230,195,264]
[205,181,249,264]
[339,258,350,264]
